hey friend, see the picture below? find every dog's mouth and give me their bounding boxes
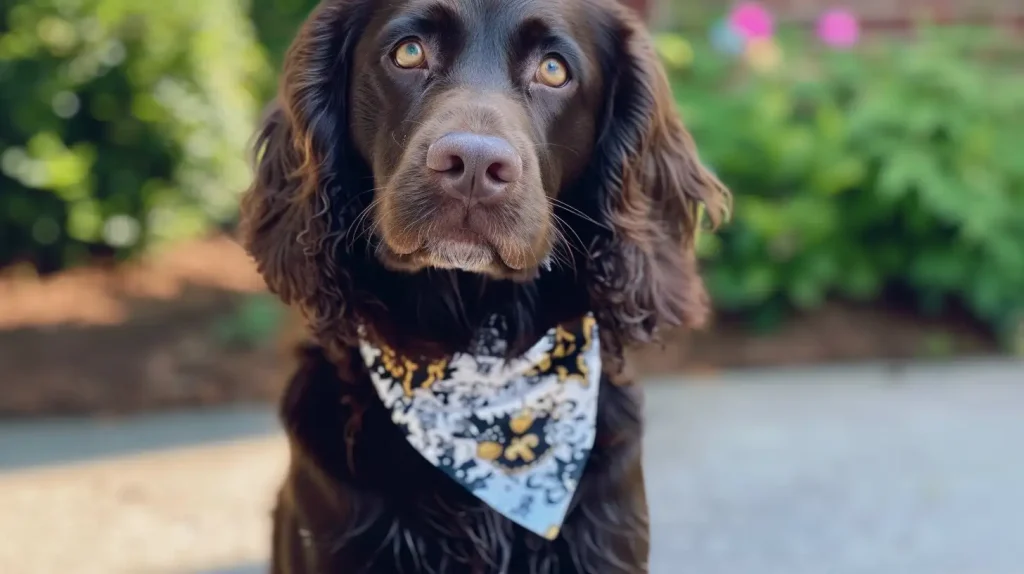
[422,228,505,272]
[378,224,543,280]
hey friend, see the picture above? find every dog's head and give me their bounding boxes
[242,0,729,353]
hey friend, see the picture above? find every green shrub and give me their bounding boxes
[662,29,1024,345]
[249,0,318,74]
[0,0,266,270]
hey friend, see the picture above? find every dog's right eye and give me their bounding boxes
[535,56,570,88]
[393,40,427,69]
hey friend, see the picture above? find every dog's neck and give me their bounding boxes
[352,265,591,360]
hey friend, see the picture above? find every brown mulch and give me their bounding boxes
[0,236,1000,417]
[0,236,299,417]
[634,303,998,377]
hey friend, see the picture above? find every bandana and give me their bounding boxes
[358,314,601,540]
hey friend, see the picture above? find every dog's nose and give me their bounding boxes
[426,133,523,201]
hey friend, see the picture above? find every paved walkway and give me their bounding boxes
[1,360,1022,573]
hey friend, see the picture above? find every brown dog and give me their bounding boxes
[240,0,729,572]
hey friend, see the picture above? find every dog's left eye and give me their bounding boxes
[535,56,569,88]
[393,40,427,69]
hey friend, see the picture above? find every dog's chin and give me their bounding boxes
[378,233,546,282]
[424,238,500,273]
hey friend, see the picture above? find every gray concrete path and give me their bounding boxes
[0,405,277,470]
[644,361,1024,574]
[2,360,1022,574]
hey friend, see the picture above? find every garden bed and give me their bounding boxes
[0,236,998,417]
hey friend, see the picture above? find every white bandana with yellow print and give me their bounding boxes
[359,313,601,541]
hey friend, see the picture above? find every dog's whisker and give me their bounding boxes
[334,188,377,215]
[347,196,385,250]
[343,189,385,243]
[530,141,580,157]
[549,197,611,232]
[400,118,428,130]
[549,211,588,276]
[545,221,575,274]
[550,212,586,255]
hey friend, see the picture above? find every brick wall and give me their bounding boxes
[622,0,651,17]
[647,0,1024,29]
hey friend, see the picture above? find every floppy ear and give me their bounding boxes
[240,103,330,305]
[239,0,371,347]
[587,6,730,350]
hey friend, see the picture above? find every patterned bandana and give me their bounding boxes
[358,314,601,540]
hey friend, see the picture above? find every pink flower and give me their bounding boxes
[817,8,860,48]
[729,2,774,41]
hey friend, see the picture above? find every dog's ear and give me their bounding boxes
[587,5,731,349]
[240,0,371,345]
[241,104,316,305]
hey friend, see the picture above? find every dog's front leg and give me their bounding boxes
[561,456,650,574]
[271,487,318,574]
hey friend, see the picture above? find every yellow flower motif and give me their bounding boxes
[379,347,418,395]
[422,359,449,388]
[504,433,540,462]
[379,346,405,378]
[543,525,561,540]
[477,410,543,466]
[526,315,596,381]
[379,345,449,396]
[552,325,578,358]
[477,441,504,461]
[580,314,596,344]
[556,359,590,386]
[528,353,551,376]
[509,411,535,435]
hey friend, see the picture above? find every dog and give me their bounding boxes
[240,0,729,572]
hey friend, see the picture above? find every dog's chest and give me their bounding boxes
[310,402,613,574]
[282,340,648,574]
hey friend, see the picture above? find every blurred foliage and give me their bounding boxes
[249,0,317,76]
[661,28,1024,344]
[0,0,266,270]
[2,0,1023,348]
[213,292,287,350]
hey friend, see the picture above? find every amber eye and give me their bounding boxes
[393,40,427,69]
[536,56,569,87]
